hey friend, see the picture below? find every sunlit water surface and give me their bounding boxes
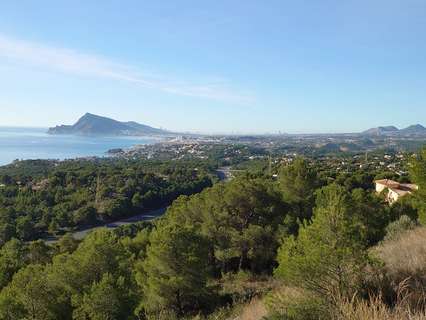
[0,127,158,165]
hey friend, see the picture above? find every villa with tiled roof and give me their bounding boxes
[375,179,418,204]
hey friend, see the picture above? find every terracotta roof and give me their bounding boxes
[401,183,419,191]
[388,187,411,196]
[375,179,418,193]
[375,179,400,188]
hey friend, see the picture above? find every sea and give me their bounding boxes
[0,127,159,166]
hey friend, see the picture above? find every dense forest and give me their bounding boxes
[0,159,215,243]
[0,148,424,319]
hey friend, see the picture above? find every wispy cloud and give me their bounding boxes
[0,34,252,104]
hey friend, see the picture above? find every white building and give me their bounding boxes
[375,179,418,204]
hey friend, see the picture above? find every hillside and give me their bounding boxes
[362,126,399,136]
[362,124,426,136]
[0,147,424,319]
[47,113,169,136]
[400,124,426,135]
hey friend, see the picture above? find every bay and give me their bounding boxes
[0,127,158,165]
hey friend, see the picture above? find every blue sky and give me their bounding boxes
[0,0,425,134]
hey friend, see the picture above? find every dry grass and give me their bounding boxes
[190,299,267,320]
[372,227,426,309]
[335,295,426,320]
[336,227,426,319]
[236,299,268,320]
[374,227,426,277]
[204,228,426,320]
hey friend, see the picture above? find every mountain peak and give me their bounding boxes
[405,124,425,129]
[80,112,108,120]
[362,126,399,136]
[48,114,169,136]
[362,124,426,136]
[400,124,426,134]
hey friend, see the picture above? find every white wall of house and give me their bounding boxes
[375,180,417,205]
[387,189,400,204]
[376,183,387,193]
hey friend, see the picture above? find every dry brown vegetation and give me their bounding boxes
[335,295,426,320]
[255,228,426,320]
[237,299,268,320]
[373,226,426,310]
[335,227,426,319]
[261,287,426,320]
[374,227,426,278]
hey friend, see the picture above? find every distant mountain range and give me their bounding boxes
[48,113,169,136]
[361,124,426,136]
[47,113,426,138]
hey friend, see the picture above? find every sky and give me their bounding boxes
[0,0,425,134]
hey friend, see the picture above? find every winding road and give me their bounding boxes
[57,167,233,241]
[72,207,167,240]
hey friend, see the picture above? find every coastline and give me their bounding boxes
[0,126,163,166]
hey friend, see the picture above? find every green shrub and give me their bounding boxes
[220,271,276,304]
[384,215,418,242]
[264,286,329,320]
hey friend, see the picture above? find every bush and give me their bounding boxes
[383,215,418,242]
[334,295,426,320]
[220,271,276,304]
[372,227,426,310]
[264,286,329,320]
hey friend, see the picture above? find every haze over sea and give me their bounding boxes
[0,127,158,166]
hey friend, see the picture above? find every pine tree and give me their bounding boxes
[275,184,368,304]
[140,222,213,318]
[410,148,426,224]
